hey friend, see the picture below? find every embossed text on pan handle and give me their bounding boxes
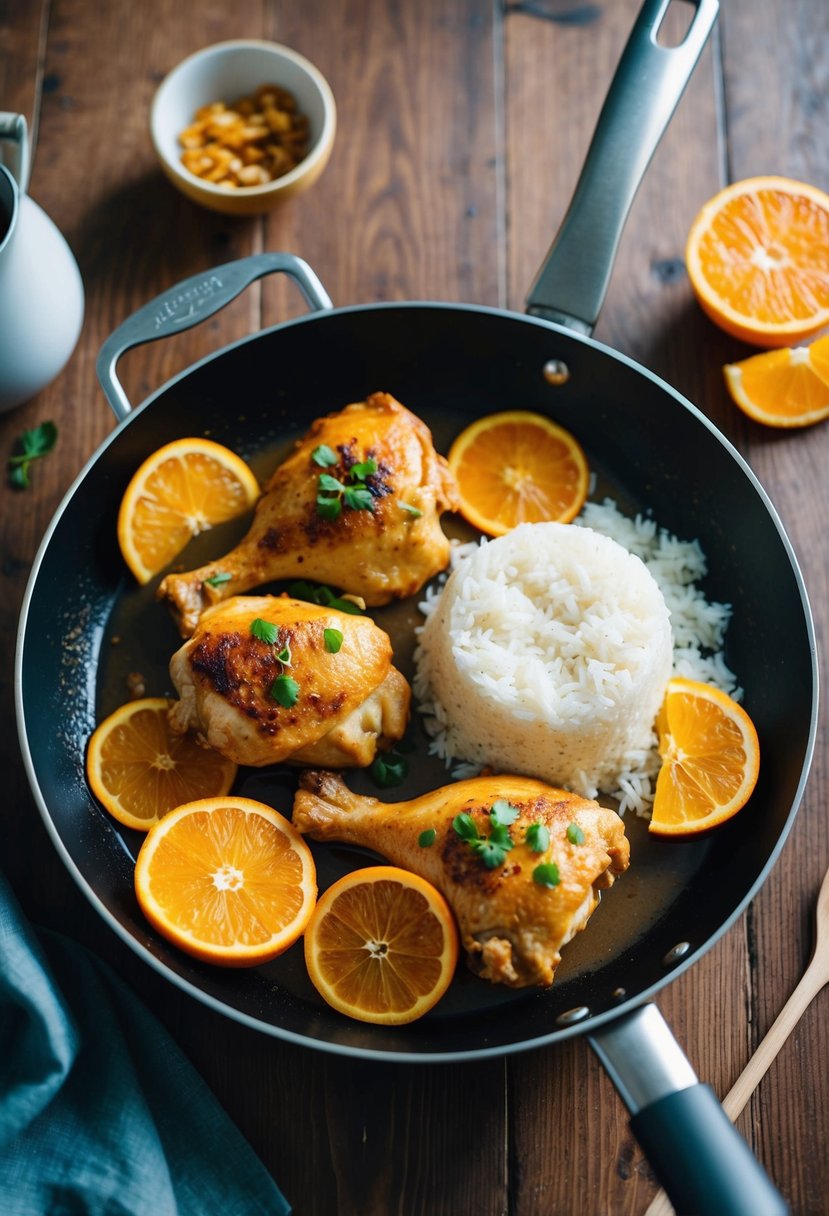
[525,0,719,334]
[96,252,334,422]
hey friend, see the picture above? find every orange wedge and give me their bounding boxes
[134,796,317,967]
[723,334,829,427]
[649,678,760,838]
[304,866,458,1024]
[447,410,589,536]
[86,697,236,831]
[117,437,259,583]
[686,176,829,347]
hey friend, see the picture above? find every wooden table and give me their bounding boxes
[3,1,828,1212]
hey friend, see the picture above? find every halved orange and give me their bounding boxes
[86,697,236,831]
[134,796,317,967]
[304,866,459,1024]
[447,410,589,536]
[723,333,829,427]
[686,176,829,347]
[117,437,259,583]
[649,678,760,837]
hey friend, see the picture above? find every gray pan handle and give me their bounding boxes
[96,252,333,422]
[525,0,719,333]
[590,1004,788,1215]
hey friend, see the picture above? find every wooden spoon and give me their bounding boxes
[643,863,829,1216]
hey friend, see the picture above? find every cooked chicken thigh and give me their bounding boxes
[159,392,459,635]
[293,771,629,988]
[168,596,410,767]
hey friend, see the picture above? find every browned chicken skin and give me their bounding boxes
[293,772,630,988]
[159,392,459,636]
[168,596,410,767]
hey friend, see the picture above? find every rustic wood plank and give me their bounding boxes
[717,3,829,1213]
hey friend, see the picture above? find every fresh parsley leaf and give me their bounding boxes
[276,644,292,665]
[269,675,300,707]
[288,581,365,614]
[371,753,408,787]
[418,828,437,848]
[452,813,480,842]
[8,420,58,489]
[316,494,342,520]
[566,822,585,845]
[250,618,279,645]
[204,571,232,588]
[533,862,561,889]
[399,501,422,517]
[318,472,344,492]
[526,822,550,853]
[490,799,520,827]
[311,444,338,467]
[323,628,343,653]
[350,459,377,480]
[343,485,374,512]
[487,822,514,849]
[474,838,511,869]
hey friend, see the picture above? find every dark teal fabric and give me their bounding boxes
[0,871,291,1215]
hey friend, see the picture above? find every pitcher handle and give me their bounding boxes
[525,0,719,334]
[0,112,30,192]
[96,252,334,422]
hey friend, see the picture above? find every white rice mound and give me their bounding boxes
[414,521,673,805]
[415,500,739,817]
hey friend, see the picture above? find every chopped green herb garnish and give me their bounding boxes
[311,444,338,467]
[566,822,585,845]
[370,753,408,787]
[418,828,437,848]
[490,799,520,827]
[318,472,344,493]
[287,581,366,614]
[452,813,480,842]
[204,571,232,587]
[316,494,342,520]
[323,628,343,653]
[533,862,561,889]
[343,485,374,512]
[8,420,58,489]
[250,618,279,645]
[269,674,300,708]
[276,644,292,665]
[526,822,550,853]
[350,459,378,480]
[399,501,422,517]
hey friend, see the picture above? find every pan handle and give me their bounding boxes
[525,0,719,334]
[589,1003,788,1215]
[96,252,333,422]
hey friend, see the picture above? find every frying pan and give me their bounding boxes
[16,1,817,1212]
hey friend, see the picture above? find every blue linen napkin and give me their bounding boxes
[0,869,291,1216]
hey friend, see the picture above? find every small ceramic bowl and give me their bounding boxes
[150,40,336,215]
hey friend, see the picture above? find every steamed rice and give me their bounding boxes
[414,501,737,817]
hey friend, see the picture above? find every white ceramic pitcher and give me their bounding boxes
[0,113,84,412]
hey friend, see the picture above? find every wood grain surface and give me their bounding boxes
[2,2,828,1213]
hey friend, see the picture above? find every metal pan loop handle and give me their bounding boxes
[525,0,719,334]
[96,251,333,422]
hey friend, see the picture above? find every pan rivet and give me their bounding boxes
[542,359,570,385]
[662,941,691,966]
[555,1005,590,1026]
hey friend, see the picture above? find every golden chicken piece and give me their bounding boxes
[159,392,459,635]
[293,771,630,988]
[168,596,410,768]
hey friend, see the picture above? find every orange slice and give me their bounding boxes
[117,437,259,583]
[134,796,317,967]
[649,678,760,838]
[304,866,459,1024]
[447,410,589,536]
[86,697,236,831]
[686,176,829,347]
[723,333,829,427]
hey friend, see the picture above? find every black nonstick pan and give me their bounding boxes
[16,2,816,1212]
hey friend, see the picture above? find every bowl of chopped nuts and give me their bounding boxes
[150,40,336,215]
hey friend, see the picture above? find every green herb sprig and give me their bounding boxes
[204,571,232,588]
[288,581,366,615]
[249,618,300,706]
[316,457,378,520]
[8,421,58,489]
[453,800,521,870]
[370,751,408,788]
